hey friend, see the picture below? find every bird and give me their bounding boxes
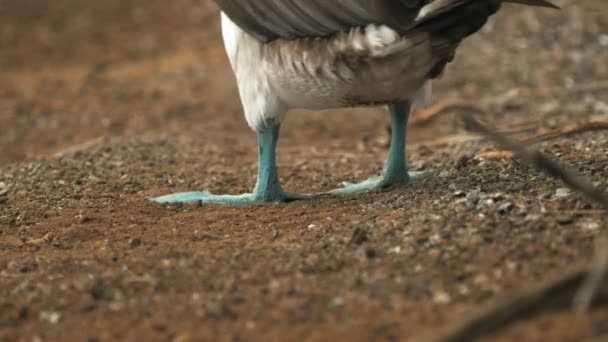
[152,0,558,205]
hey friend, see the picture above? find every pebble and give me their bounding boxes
[365,248,376,259]
[458,285,470,296]
[556,215,575,225]
[128,237,142,247]
[189,200,203,208]
[330,296,345,308]
[39,311,61,324]
[554,188,571,199]
[497,202,514,215]
[388,246,401,254]
[467,190,481,204]
[582,222,600,232]
[452,191,466,198]
[456,155,470,169]
[433,290,451,304]
[350,227,368,245]
[473,274,489,285]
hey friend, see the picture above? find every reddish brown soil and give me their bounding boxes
[1,0,607,341]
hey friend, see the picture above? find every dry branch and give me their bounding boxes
[410,102,486,127]
[518,80,608,98]
[476,150,515,160]
[522,120,608,144]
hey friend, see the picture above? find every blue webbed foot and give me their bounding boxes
[330,171,428,195]
[152,121,314,206]
[151,191,312,205]
[330,101,427,195]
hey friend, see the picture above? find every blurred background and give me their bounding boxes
[1,0,605,165]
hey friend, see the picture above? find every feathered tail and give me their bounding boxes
[411,0,559,78]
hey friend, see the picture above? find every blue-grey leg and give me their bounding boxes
[151,121,311,205]
[330,101,426,195]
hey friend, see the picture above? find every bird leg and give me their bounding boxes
[330,101,426,195]
[151,121,311,205]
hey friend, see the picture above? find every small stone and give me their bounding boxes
[18,305,29,320]
[189,200,203,208]
[128,238,142,247]
[330,296,345,308]
[39,311,61,324]
[350,227,368,245]
[365,248,376,259]
[51,236,65,249]
[582,222,600,232]
[452,191,466,198]
[554,188,571,199]
[497,202,514,215]
[90,279,114,301]
[354,248,367,262]
[388,246,401,254]
[473,274,489,285]
[306,253,320,265]
[542,191,553,199]
[556,215,575,225]
[456,155,469,169]
[79,216,92,223]
[467,190,481,205]
[458,285,470,296]
[490,193,506,201]
[433,290,451,304]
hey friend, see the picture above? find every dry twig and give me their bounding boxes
[522,120,608,144]
[518,80,608,98]
[476,150,515,160]
[410,102,486,127]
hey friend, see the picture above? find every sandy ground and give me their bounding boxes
[1,0,607,340]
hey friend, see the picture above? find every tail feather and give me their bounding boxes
[412,0,559,79]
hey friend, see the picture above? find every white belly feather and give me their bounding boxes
[221,13,434,130]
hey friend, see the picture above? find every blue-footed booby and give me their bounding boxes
[153,0,558,205]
